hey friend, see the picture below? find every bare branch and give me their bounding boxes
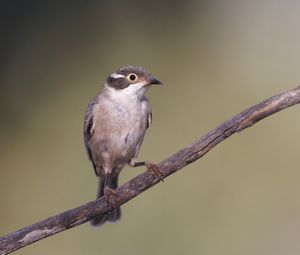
[1,86,300,255]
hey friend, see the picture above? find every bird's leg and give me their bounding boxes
[103,174,118,210]
[131,161,164,182]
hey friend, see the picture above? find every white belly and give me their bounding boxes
[91,97,147,169]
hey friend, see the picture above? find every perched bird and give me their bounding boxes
[84,65,162,226]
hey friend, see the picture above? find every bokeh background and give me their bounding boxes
[1,0,300,254]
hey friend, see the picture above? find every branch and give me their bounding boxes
[1,86,300,254]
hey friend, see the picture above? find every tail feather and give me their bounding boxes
[90,174,121,226]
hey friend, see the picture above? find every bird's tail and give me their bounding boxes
[90,174,121,226]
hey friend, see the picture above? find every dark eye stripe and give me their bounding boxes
[107,76,130,90]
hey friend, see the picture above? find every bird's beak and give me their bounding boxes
[149,77,162,85]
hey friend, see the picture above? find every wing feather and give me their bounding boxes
[141,96,152,129]
[83,97,98,174]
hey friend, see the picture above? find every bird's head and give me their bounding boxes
[105,65,162,98]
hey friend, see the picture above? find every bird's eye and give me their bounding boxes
[128,73,138,82]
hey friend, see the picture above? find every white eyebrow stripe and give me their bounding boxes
[110,73,125,79]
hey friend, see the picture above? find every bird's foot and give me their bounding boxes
[104,188,118,210]
[144,161,164,182]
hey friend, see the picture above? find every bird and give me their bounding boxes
[84,65,162,226]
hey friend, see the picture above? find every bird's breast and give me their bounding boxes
[92,98,147,160]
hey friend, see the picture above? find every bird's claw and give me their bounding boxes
[104,188,118,210]
[145,162,164,182]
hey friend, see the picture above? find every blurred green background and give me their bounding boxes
[1,0,300,254]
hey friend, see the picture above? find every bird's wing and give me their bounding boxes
[141,96,152,129]
[83,97,98,175]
